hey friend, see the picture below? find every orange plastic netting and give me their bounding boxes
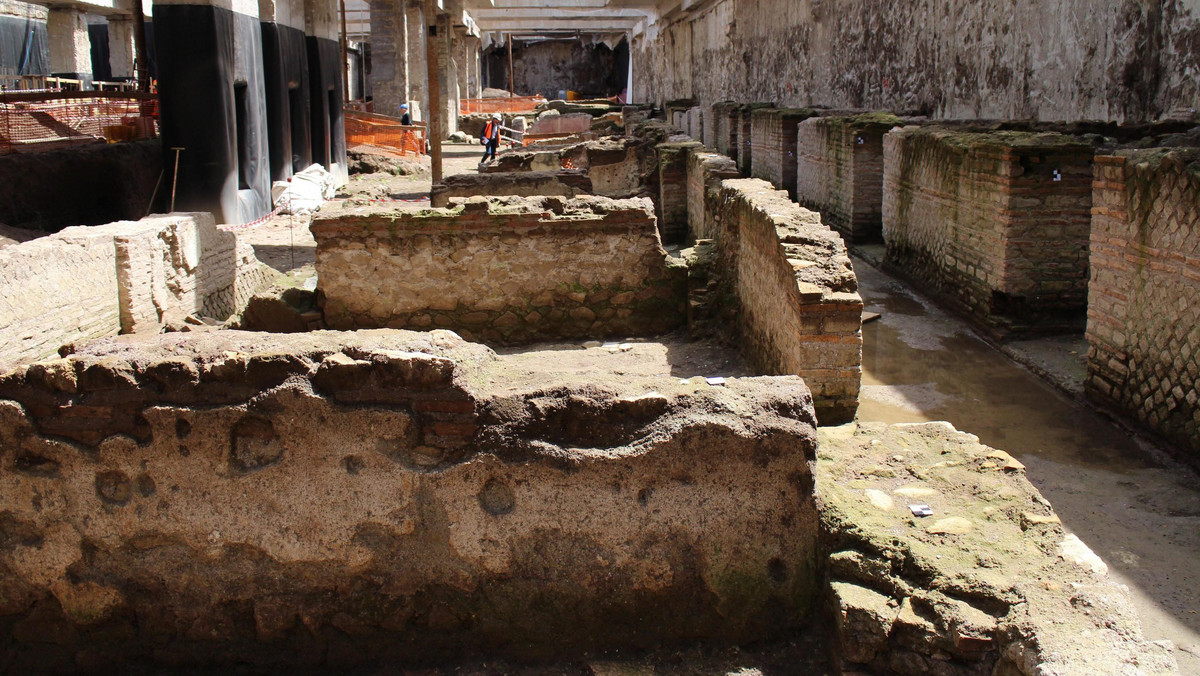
[0,94,157,155]
[459,96,546,115]
[344,110,426,156]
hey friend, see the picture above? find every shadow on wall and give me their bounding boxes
[0,140,162,232]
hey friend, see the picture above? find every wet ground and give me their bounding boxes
[855,258,1200,674]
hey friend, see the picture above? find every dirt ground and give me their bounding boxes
[236,145,1200,674]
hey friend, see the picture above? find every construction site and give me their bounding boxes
[1,0,1199,674]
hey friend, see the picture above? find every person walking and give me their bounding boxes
[480,113,502,165]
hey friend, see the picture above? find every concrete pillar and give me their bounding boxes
[107,15,136,80]
[47,7,93,88]
[153,0,273,223]
[436,17,459,136]
[405,0,426,121]
[368,0,408,115]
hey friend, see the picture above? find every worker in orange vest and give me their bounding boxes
[480,113,502,165]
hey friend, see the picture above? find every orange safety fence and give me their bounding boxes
[459,95,546,115]
[0,91,158,155]
[344,109,426,156]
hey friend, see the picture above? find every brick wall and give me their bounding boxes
[657,140,702,244]
[431,171,592,207]
[0,213,275,368]
[883,127,1095,336]
[796,114,902,244]
[734,103,776,177]
[1087,149,1200,465]
[686,148,738,241]
[712,101,740,160]
[685,106,704,140]
[708,177,863,424]
[313,196,687,344]
[750,108,818,200]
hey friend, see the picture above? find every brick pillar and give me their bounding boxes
[368,0,408,115]
[435,18,460,136]
[657,141,702,245]
[47,7,92,88]
[405,0,426,121]
[107,15,136,80]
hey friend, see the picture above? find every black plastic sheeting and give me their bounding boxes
[307,35,345,178]
[154,4,270,224]
[262,22,312,181]
[87,23,159,83]
[0,15,50,77]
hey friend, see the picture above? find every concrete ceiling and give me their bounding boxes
[462,0,661,39]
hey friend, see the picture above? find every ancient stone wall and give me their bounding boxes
[882,127,1095,336]
[0,213,275,368]
[708,177,863,424]
[796,114,903,244]
[685,148,739,241]
[632,0,1200,123]
[819,422,1181,676]
[1087,149,1200,465]
[430,171,592,208]
[656,140,702,244]
[486,137,644,199]
[0,330,820,670]
[750,108,817,200]
[313,197,687,344]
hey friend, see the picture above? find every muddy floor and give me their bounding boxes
[855,259,1200,674]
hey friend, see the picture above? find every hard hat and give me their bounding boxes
[492,113,502,120]
[399,104,409,110]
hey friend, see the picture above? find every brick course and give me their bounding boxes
[685,149,739,241]
[883,127,1095,336]
[657,140,703,244]
[312,196,687,344]
[750,108,819,200]
[0,213,275,368]
[711,101,740,160]
[1087,149,1200,465]
[707,177,863,424]
[796,114,903,244]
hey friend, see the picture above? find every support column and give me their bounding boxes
[153,0,273,223]
[107,15,136,80]
[405,0,426,121]
[437,16,459,136]
[368,0,408,115]
[47,7,93,88]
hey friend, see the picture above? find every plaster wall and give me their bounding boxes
[633,0,1200,123]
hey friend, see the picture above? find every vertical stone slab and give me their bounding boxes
[154,0,274,224]
[1086,150,1200,466]
[657,141,702,245]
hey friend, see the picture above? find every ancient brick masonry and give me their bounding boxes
[656,140,703,244]
[0,330,821,670]
[0,213,275,368]
[1087,149,1200,465]
[735,103,776,176]
[796,114,903,244]
[686,149,739,241]
[711,101,740,160]
[430,170,592,207]
[707,177,863,424]
[313,196,687,344]
[883,127,1095,336]
[750,108,818,200]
